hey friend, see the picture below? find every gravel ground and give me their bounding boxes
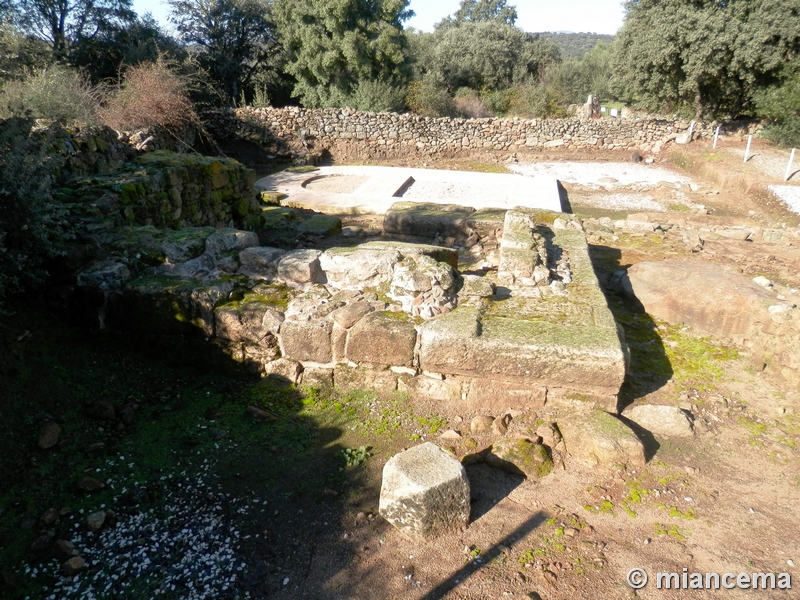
[570,192,668,212]
[509,162,691,188]
[768,185,800,216]
[25,442,258,600]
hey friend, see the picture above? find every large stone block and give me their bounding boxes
[621,260,774,338]
[276,249,322,286]
[333,364,397,394]
[383,202,475,239]
[215,301,284,343]
[318,245,402,289]
[623,404,694,437]
[417,308,626,397]
[205,229,259,258]
[280,318,333,363]
[557,410,645,468]
[345,311,418,367]
[379,442,470,538]
[238,246,286,280]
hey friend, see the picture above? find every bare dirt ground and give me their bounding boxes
[2,139,799,600]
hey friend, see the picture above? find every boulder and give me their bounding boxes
[623,404,694,437]
[280,319,333,363]
[319,245,402,289]
[276,249,322,286]
[86,511,106,532]
[76,261,131,290]
[87,400,116,421]
[237,246,286,279]
[297,214,342,236]
[76,476,106,492]
[204,229,259,258]
[330,300,373,329]
[62,556,86,576]
[383,202,475,239]
[345,311,417,367]
[53,539,79,560]
[485,438,554,479]
[38,421,61,449]
[263,358,303,384]
[215,301,284,343]
[470,415,494,435]
[557,410,646,468]
[621,260,774,338]
[379,442,470,538]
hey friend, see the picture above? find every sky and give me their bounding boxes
[131,0,626,36]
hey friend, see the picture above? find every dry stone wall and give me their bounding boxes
[219,107,762,157]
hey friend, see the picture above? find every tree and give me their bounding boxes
[612,0,800,118]
[70,14,185,83]
[422,20,559,93]
[754,61,800,146]
[452,0,517,26]
[168,0,278,106]
[274,0,414,108]
[12,0,135,59]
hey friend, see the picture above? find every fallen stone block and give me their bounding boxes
[383,202,475,239]
[557,410,645,468]
[76,261,131,290]
[379,442,470,538]
[485,438,554,479]
[620,260,774,338]
[623,404,694,437]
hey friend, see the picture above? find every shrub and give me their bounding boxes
[344,80,406,113]
[0,65,101,124]
[100,57,199,131]
[453,88,493,118]
[406,76,456,117]
[754,64,800,148]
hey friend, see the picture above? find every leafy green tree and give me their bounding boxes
[754,62,800,146]
[168,0,278,106]
[12,0,135,59]
[452,0,517,26]
[612,0,800,118]
[422,20,559,93]
[274,0,414,108]
[0,21,52,83]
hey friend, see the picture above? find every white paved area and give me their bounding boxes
[509,162,691,189]
[768,185,800,216]
[256,166,562,215]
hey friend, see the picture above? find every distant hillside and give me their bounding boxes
[536,32,616,59]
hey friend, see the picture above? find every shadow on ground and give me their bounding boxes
[587,244,674,409]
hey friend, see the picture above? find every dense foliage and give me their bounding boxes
[612,0,800,119]
[539,32,616,59]
[0,118,70,307]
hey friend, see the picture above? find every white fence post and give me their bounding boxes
[744,135,752,163]
[713,125,720,149]
[785,148,797,181]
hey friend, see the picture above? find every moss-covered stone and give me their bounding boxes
[485,438,554,479]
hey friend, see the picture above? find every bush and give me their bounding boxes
[0,65,101,124]
[453,88,493,118]
[99,57,199,131]
[754,65,800,148]
[0,118,70,307]
[406,76,456,117]
[344,80,406,113]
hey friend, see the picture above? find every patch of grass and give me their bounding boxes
[340,445,373,467]
[654,522,686,540]
[458,161,511,174]
[285,165,319,173]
